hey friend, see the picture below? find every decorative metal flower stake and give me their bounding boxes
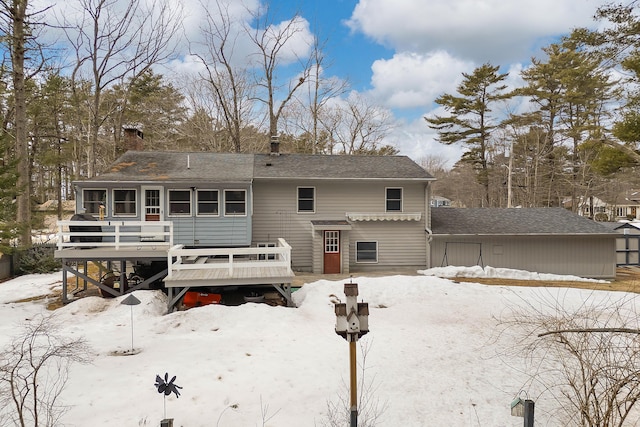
[155,372,182,419]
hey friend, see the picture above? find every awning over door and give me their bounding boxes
[311,220,352,232]
[346,212,422,221]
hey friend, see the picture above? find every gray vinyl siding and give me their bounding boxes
[75,183,251,247]
[431,235,616,279]
[348,221,427,271]
[171,216,251,246]
[252,179,428,272]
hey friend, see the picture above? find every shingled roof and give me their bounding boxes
[253,153,434,180]
[84,151,254,183]
[79,151,434,183]
[431,207,617,235]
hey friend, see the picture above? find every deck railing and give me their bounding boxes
[167,238,292,279]
[56,220,174,250]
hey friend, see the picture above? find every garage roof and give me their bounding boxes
[431,207,617,235]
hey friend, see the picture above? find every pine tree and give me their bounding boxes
[0,135,19,251]
[425,63,510,206]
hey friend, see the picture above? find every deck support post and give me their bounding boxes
[272,284,293,306]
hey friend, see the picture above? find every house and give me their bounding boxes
[430,195,451,208]
[430,207,618,279]
[572,191,640,221]
[70,149,435,274]
[56,147,435,308]
[56,146,620,309]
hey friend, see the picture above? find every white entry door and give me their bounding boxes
[141,186,164,240]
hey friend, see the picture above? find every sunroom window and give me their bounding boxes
[113,189,136,216]
[169,190,192,216]
[224,190,246,216]
[83,189,106,215]
[197,190,219,216]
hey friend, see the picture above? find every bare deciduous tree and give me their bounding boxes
[321,340,388,427]
[190,0,256,153]
[332,93,396,155]
[284,36,348,154]
[0,314,91,427]
[61,0,182,177]
[497,290,640,427]
[247,8,312,142]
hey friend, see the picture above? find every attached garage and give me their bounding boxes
[430,208,617,279]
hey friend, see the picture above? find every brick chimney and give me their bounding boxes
[123,127,144,151]
[270,135,280,156]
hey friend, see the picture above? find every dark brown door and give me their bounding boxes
[324,230,341,274]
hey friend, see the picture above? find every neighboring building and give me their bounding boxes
[430,207,617,279]
[430,195,451,208]
[573,191,640,222]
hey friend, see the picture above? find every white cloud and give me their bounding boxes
[386,117,464,168]
[369,51,473,109]
[347,0,607,63]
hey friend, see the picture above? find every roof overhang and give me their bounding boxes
[311,220,352,231]
[73,179,253,186]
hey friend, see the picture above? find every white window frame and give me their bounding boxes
[386,187,403,212]
[112,189,137,217]
[297,186,315,213]
[82,188,106,215]
[324,231,340,253]
[168,189,192,217]
[196,189,219,217]
[224,189,247,217]
[356,241,378,263]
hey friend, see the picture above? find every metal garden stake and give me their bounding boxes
[121,293,141,352]
[154,372,182,423]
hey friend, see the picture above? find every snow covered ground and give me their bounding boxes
[0,267,628,426]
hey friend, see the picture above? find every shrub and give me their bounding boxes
[15,244,60,275]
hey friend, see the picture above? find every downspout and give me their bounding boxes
[425,183,432,268]
[191,186,196,246]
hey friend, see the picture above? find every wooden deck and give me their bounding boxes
[164,241,295,310]
[55,220,295,310]
[164,263,294,287]
[164,240,294,288]
[55,245,171,261]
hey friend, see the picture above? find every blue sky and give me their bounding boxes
[42,0,613,166]
[263,0,611,165]
[267,0,395,91]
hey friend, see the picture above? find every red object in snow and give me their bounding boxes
[182,292,221,308]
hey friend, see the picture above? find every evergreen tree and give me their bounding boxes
[0,135,19,251]
[425,63,510,206]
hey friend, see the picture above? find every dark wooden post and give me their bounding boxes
[523,399,534,427]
